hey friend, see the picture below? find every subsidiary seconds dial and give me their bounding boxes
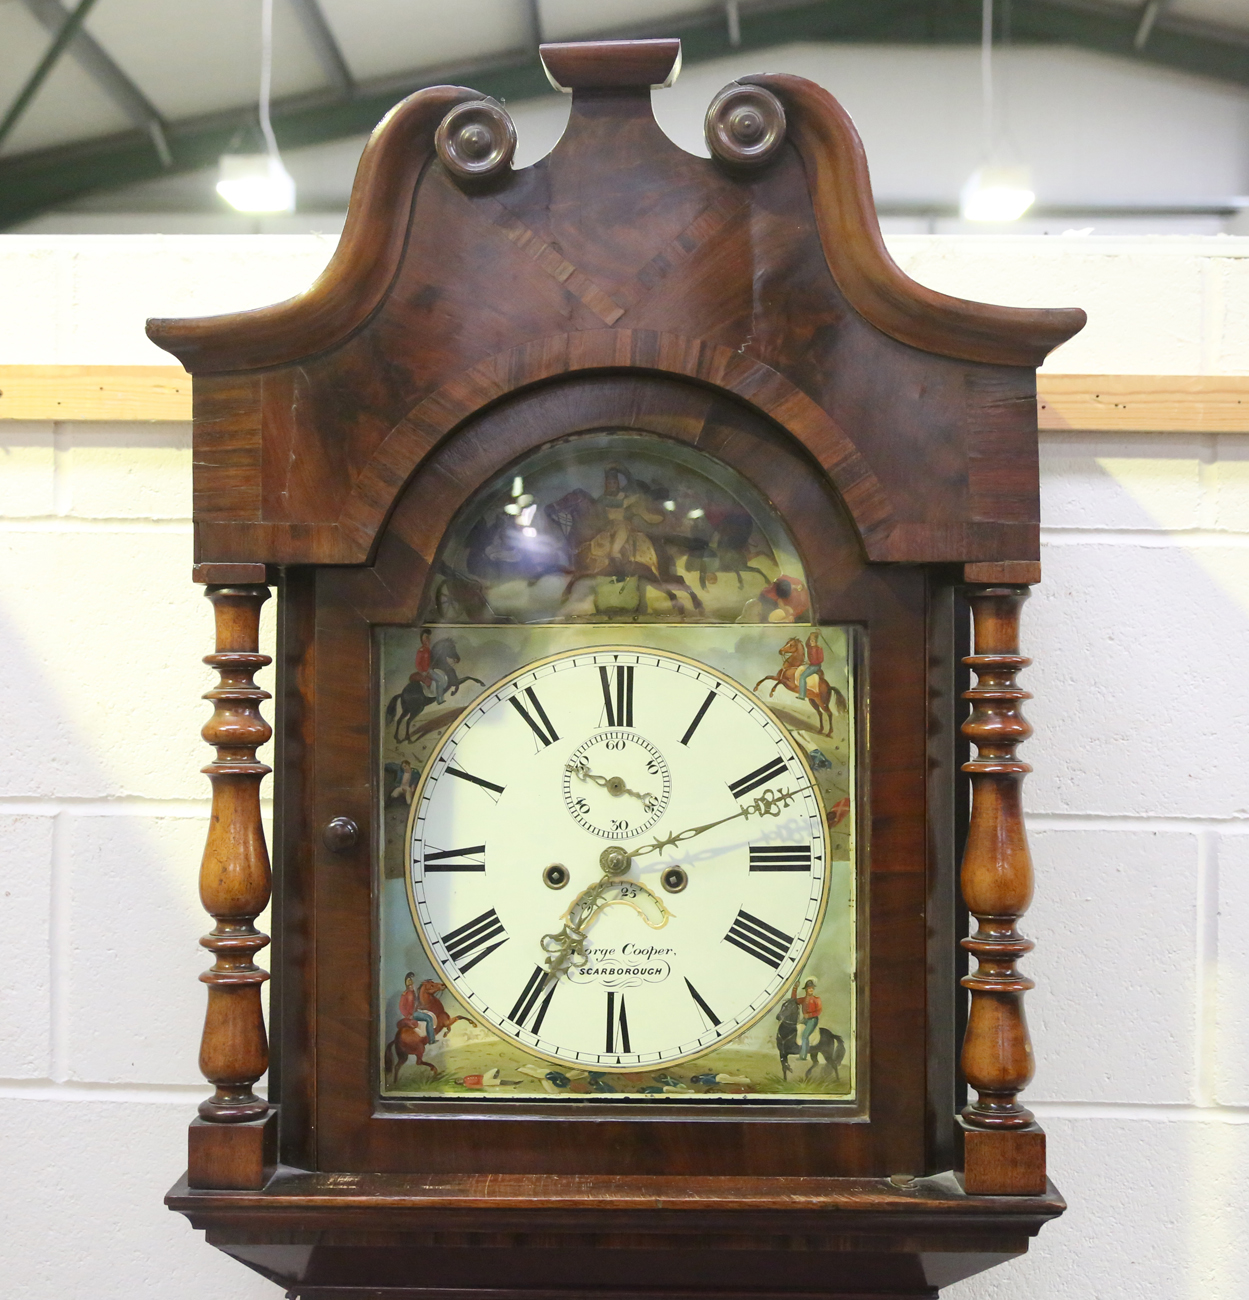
[563,730,671,838]
[407,647,829,1071]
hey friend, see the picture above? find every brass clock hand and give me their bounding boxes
[541,870,669,979]
[628,785,798,862]
[566,759,658,811]
[541,874,611,977]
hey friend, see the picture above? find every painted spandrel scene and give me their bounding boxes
[378,622,858,1103]
[422,432,811,627]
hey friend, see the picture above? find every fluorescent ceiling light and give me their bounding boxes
[216,153,296,213]
[961,165,1036,222]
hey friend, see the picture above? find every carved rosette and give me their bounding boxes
[435,98,516,183]
[705,83,786,169]
[959,585,1037,1131]
[197,584,273,1123]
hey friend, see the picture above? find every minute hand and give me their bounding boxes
[628,785,798,861]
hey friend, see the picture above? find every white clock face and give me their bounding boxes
[407,647,829,1071]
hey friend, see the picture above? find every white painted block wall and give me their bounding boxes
[1,235,1246,1299]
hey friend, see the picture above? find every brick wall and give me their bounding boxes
[1,235,1246,1298]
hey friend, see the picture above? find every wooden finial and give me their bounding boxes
[959,584,1046,1194]
[706,83,787,169]
[540,38,681,92]
[435,98,516,183]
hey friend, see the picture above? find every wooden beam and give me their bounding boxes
[1037,373,1249,433]
[2,366,1248,431]
[0,365,191,420]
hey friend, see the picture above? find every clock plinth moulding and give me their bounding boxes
[154,35,1083,1299]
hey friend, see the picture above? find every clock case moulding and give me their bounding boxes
[149,36,1085,1300]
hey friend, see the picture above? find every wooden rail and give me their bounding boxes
[0,365,191,420]
[1037,373,1249,433]
[2,365,1249,430]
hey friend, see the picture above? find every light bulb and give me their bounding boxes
[960,165,1035,222]
[216,154,296,214]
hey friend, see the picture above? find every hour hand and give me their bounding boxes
[541,921,589,980]
[540,876,611,979]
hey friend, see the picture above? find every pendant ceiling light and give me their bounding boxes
[216,0,295,213]
[961,0,1034,223]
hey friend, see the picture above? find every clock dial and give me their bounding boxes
[407,647,829,1071]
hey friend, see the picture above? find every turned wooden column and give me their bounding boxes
[958,583,1045,1194]
[189,579,277,1189]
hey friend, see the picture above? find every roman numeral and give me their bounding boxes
[679,689,716,746]
[599,664,634,728]
[724,909,795,969]
[511,686,559,747]
[684,977,721,1028]
[749,844,812,872]
[445,764,505,798]
[507,965,557,1034]
[605,992,631,1054]
[728,756,789,800]
[423,844,486,872]
[441,909,508,972]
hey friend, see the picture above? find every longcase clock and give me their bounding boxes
[149,38,1085,1300]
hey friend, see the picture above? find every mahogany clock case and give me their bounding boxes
[269,373,965,1179]
[152,36,1081,1297]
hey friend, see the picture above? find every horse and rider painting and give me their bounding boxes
[384,975,476,1086]
[422,432,808,626]
[755,631,849,737]
[384,631,485,746]
[775,977,846,1082]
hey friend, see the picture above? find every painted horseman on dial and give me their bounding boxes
[756,631,847,735]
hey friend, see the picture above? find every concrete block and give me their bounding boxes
[0,424,55,516]
[1209,434,1249,534]
[62,424,191,519]
[1040,432,1203,532]
[0,530,274,800]
[1025,829,1198,1105]
[0,242,65,362]
[1025,542,1249,818]
[1214,834,1249,1107]
[949,1115,1249,1300]
[0,1096,278,1300]
[1212,254,1249,376]
[62,811,272,1086]
[0,236,335,364]
[0,815,53,1079]
[889,236,1219,376]
[64,814,214,1085]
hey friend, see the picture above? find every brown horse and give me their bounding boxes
[755,637,847,736]
[384,979,476,1087]
[548,489,706,616]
